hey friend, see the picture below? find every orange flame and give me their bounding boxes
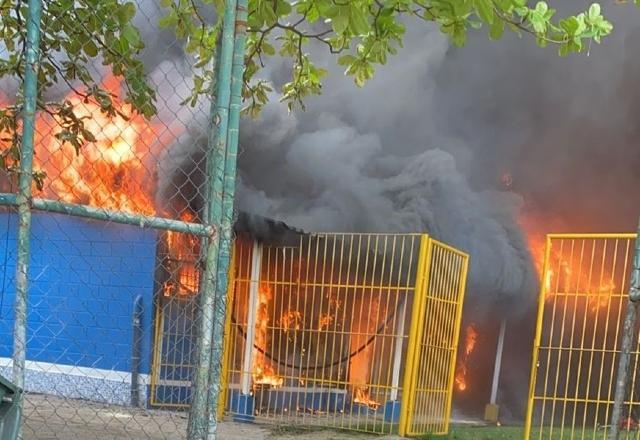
[1,75,200,298]
[353,387,380,410]
[253,282,283,388]
[318,313,333,331]
[521,215,617,314]
[455,324,477,392]
[32,74,163,215]
[279,310,302,331]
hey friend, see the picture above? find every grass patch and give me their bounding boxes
[419,426,524,439]
[268,424,329,436]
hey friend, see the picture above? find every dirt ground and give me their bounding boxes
[20,394,401,439]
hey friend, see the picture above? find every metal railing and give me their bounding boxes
[524,234,639,439]
[219,233,468,436]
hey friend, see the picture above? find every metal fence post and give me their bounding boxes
[13,0,44,438]
[609,219,640,440]
[207,1,248,438]
[187,1,238,438]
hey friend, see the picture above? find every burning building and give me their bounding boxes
[0,67,471,438]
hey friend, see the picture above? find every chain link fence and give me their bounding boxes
[0,0,242,438]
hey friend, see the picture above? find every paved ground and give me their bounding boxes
[20,394,401,439]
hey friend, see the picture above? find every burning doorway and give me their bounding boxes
[221,233,469,436]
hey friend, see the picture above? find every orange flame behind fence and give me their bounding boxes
[353,386,381,410]
[32,75,167,216]
[521,217,618,314]
[1,75,203,299]
[253,282,283,388]
[162,211,200,297]
[455,324,478,392]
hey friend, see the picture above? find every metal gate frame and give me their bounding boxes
[524,233,638,439]
[399,237,469,436]
[219,233,468,437]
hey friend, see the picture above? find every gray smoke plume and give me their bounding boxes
[235,25,540,310]
[228,4,640,418]
[233,2,640,306]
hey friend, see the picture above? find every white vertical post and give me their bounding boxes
[241,241,262,395]
[490,319,506,404]
[390,298,407,401]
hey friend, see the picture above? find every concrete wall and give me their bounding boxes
[0,212,157,406]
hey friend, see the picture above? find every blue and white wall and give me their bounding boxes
[0,212,157,406]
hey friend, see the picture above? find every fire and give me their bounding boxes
[1,74,202,299]
[353,386,380,410]
[521,214,617,313]
[162,211,201,296]
[318,313,333,330]
[252,282,283,388]
[279,310,302,331]
[464,325,477,355]
[455,324,478,392]
[32,74,164,215]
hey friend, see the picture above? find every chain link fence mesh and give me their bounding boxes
[0,1,219,438]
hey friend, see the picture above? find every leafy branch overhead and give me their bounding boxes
[0,0,619,184]
[0,0,155,185]
[160,0,615,115]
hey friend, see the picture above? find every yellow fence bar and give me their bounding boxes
[444,247,469,430]
[148,231,468,436]
[524,235,552,439]
[524,233,638,439]
[218,242,237,420]
[404,239,469,436]
[399,234,432,436]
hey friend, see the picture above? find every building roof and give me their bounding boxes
[234,211,304,245]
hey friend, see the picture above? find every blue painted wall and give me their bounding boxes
[0,212,156,375]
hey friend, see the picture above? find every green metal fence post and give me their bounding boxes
[13,0,44,438]
[609,218,640,440]
[187,1,238,438]
[206,1,248,437]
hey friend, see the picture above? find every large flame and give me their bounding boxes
[32,75,163,215]
[520,213,616,313]
[1,75,201,299]
[252,282,283,388]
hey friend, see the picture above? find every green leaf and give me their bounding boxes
[275,0,292,16]
[337,55,357,66]
[489,18,505,40]
[332,14,349,34]
[588,3,601,19]
[474,0,494,24]
[122,24,141,46]
[117,2,137,25]
[535,1,548,14]
[349,7,370,34]
[83,40,98,57]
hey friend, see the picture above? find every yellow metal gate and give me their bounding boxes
[221,233,468,436]
[400,239,468,436]
[525,234,638,439]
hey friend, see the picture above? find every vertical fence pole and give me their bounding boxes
[187,1,238,438]
[523,235,552,440]
[207,2,249,437]
[609,220,640,440]
[13,0,44,437]
[389,298,407,402]
[490,319,506,405]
